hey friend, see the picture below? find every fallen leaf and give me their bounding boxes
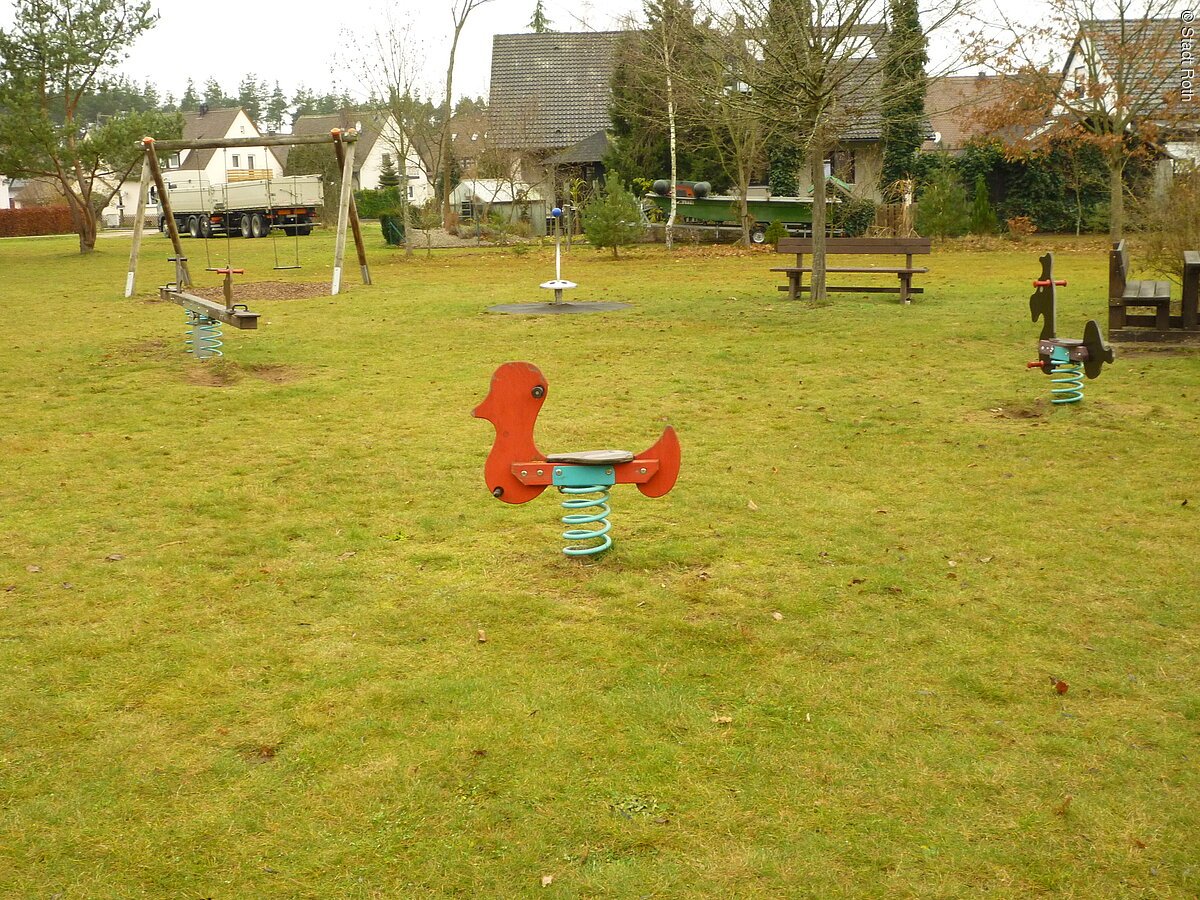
[697,571,710,581]
[61,582,74,589]
[711,715,732,725]
[1055,680,1069,695]
[1132,837,1147,849]
[4,585,15,592]
[25,565,41,573]
[104,553,124,562]
[541,875,554,887]
[850,577,866,585]
[885,586,903,594]
[947,560,957,567]
[1054,795,1072,816]
[978,556,993,563]
[771,611,783,621]
[336,551,357,561]
[747,499,759,512]
[477,629,487,643]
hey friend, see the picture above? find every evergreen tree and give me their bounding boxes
[968,174,998,234]
[264,81,288,133]
[202,77,227,108]
[529,0,551,31]
[180,78,199,111]
[915,167,969,238]
[237,73,264,121]
[583,175,645,258]
[378,153,401,188]
[879,0,927,199]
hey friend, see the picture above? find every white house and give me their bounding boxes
[106,106,283,226]
[284,110,434,206]
[0,175,10,209]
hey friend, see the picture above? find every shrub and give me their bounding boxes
[1137,165,1200,281]
[0,207,74,237]
[916,168,969,238]
[1004,215,1037,239]
[764,220,787,246]
[832,196,877,237]
[583,175,644,258]
[354,188,402,220]
[379,211,405,246]
[969,175,999,235]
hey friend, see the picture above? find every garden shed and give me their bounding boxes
[449,178,548,236]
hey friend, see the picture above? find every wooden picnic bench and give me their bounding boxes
[1108,239,1172,331]
[772,236,932,304]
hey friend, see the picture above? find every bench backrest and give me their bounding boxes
[777,236,932,255]
[1109,239,1129,298]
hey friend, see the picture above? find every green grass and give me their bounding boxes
[1,230,1198,897]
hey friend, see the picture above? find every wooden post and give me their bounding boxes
[332,132,371,286]
[331,129,357,296]
[1183,250,1200,330]
[124,154,151,297]
[143,139,190,288]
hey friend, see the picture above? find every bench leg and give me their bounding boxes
[788,272,799,301]
[1157,302,1170,331]
[1109,302,1126,330]
[899,273,910,305]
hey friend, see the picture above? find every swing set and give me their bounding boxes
[124,129,372,300]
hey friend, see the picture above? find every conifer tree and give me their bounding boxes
[584,175,644,258]
[879,0,928,198]
[529,0,551,31]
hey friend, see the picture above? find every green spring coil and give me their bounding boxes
[184,309,223,360]
[560,485,613,556]
[1049,360,1083,404]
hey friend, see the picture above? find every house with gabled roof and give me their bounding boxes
[280,109,433,206]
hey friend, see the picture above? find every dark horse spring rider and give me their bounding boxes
[1027,252,1114,403]
[473,362,681,557]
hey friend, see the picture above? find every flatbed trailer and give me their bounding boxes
[644,192,817,243]
[160,174,323,239]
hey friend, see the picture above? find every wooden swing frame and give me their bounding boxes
[124,129,371,298]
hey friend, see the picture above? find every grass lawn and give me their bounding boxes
[1,229,1198,897]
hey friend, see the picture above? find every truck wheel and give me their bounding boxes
[160,217,169,233]
[251,213,268,238]
[750,226,767,244]
[187,216,200,238]
[297,220,312,236]
[199,219,212,239]
[240,213,253,238]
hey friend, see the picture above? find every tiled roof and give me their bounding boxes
[1071,19,1181,121]
[550,129,610,165]
[488,31,626,150]
[280,110,384,169]
[922,74,1008,150]
[176,107,242,172]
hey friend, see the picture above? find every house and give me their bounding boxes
[1055,19,1198,176]
[450,178,548,236]
[922,73,1009,153]
[105,105,283,227]
[488,31,626,196]
[282,110,434,205]
[0,175,10,209]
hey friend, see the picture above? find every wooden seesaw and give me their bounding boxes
[160,256,259,360]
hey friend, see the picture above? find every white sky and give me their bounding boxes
[0,0,1064,108]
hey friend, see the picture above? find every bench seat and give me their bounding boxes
[773,236,932,304]
[1110,241,1173,330]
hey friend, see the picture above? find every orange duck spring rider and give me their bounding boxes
[473,362,681,557]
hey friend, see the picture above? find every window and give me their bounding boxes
[408,185,414,199]
[247,155,255,170]
[231,154,240,167]
[460,200,473,219]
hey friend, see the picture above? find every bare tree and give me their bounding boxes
[718,0,965,302]
[439,0,499,227]
[355,12,428,257]
[966,0,1185,241]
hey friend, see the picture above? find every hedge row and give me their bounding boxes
[0,206,75,238]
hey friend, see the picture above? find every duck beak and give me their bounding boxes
[472,395,493,420]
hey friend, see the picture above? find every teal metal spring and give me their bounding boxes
[560,484,613,556]
[1049,360,1084,404]
[184,309,223,360]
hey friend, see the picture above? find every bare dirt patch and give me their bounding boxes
[183,359,305,387]
[989,400,1049,419]
[189,281,329,302]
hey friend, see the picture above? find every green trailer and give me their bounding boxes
[643,177,855,244]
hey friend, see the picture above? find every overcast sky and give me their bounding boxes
[0,0,1059,108]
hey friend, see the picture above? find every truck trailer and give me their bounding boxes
[160,175,323,239]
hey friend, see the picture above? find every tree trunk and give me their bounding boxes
[440,32,462,229]
[737,158,751,246]
[1108,161,1124,243]
[809,143,827,303]
[66,192,98,254]
[665,68,677,252]
[398,157,413,258]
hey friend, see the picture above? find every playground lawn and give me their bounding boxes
[1,230,1198,898]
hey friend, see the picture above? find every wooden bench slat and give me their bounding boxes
[779,285,926,294]
[770,266,929,275]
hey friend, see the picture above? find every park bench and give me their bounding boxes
[1108,239,1172,331]
[772,236,932,304]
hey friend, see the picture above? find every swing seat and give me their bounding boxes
[273,265,303,271]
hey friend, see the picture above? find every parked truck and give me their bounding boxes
[159,174,323,239]
[643,178,856,243]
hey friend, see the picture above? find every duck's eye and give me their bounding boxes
[531,385,545,398]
